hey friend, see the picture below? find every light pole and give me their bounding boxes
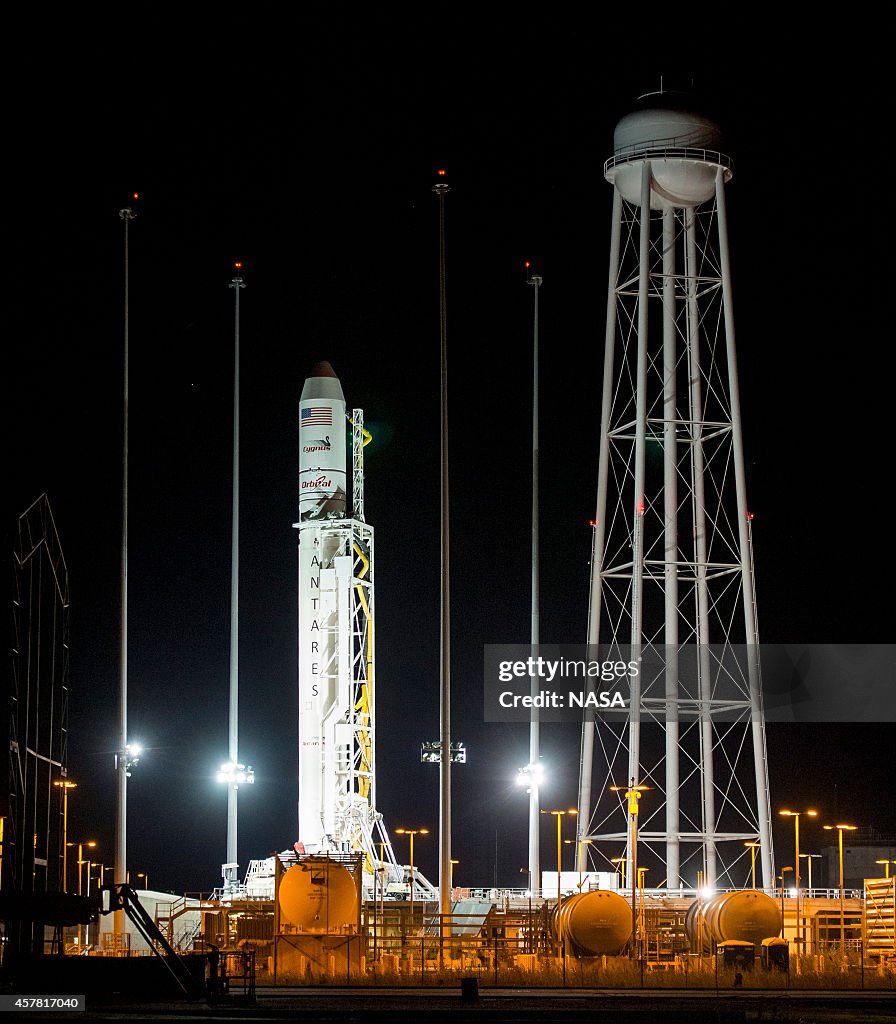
[541,809,577,906]
[432,170,452,927]
[137,871,148,891]
[216,760,255,891]
[68,840,96,947]
[395,828,428,921]
[376,858,386,962]
[778,866,793,940]
[526,262,543,903]
[610,782,649,958]
[519,868,534,953]
[225,262,246,882]
[67,841,97,898]
[116,197,137,941]
[114,739,141,929]
[516,760,544,894]
[450,859,459,891]
[780,809,816,957]
[565,837,593,890]
[53,779,77,891]
[875,859,896,879]
[800,853,822,955]
[637,866,649,955]
[744,841,761,889]
[779,810,816,896]
[824,823,856,958]
[611,855,626,891]
[800,853,821,892]
[697,870,705,956]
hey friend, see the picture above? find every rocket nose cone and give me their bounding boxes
[301,360,345,403]
[309,360,338,380]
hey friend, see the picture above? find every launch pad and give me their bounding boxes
[153,873,874,986]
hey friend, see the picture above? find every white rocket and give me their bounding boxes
[298,361,347,520]
[294,362,399,888]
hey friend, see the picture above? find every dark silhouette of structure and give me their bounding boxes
[2,494,70,956]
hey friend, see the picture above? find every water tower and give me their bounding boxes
[576,91,774,891]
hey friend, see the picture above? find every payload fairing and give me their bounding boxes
[294,362,400,892]
[298,365,347,520]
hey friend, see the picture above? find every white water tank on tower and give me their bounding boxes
[605,94,731,209]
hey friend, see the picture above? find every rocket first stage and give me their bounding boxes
[294,362,399,890]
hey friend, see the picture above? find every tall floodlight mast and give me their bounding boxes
[527,266,542,892]
[228,267,244,868]
[576,91,774,893]
[114,199,137,939]
[432,169,452,919]
[217,263,254,895]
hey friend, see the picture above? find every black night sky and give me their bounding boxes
[4,12,893,896]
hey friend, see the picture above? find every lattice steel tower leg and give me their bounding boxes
[576,92,774,893]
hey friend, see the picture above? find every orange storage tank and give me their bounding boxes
[552,890,632,956]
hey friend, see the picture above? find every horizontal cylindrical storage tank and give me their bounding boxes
[552,890,632,956]
[686,890,782,951]
[278,857,358,932]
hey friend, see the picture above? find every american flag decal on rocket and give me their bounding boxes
[301,406,333,427]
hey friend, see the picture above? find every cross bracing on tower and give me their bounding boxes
[576,97,774,894]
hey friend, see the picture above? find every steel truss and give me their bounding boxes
[297,517,401,895]
[577,161,774,892]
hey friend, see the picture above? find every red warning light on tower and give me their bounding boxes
[525,261,542,284]
[432,169,451,196]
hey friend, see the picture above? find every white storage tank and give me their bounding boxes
[605,93,731,209]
